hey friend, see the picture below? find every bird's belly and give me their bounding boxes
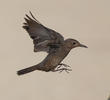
[43,57,60,70]
[43,47,69,71]
[51,57,62,66]
[47,55,65,71]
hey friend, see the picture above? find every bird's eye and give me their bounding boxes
[73,42,76,45]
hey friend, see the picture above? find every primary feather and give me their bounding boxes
[23,12,64,53]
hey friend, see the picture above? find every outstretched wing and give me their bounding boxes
[23,11,64,52]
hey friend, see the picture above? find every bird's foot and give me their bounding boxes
[52,68,72,73]
[57,63,71,69]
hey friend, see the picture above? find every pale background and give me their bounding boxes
[0,0,110,100]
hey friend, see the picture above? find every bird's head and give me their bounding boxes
[64,39,88,49]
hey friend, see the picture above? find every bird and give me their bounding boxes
[17,12,87,75]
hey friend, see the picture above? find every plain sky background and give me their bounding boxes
[0,0,110,100]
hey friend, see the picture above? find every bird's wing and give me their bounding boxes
[23,11,64,52]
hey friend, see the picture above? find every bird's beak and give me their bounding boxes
[79,44,88,48]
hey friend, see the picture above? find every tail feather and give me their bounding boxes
[17,64,42,75]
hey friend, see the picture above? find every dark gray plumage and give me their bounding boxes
[23,11,64,53]
[17,12,87,75]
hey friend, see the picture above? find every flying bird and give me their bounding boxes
[17,12,87,75]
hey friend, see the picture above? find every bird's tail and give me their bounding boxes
[17,64,42,75]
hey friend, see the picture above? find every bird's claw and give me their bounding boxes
[59,68,72,73]
[57,63,71,69]
[52,67,72,73]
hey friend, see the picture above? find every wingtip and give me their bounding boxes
[29,11,32,15]
[22,25,29,30]
[24,17,29,22]
[25,14,32,20]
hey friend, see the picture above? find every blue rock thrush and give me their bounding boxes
[17,12,87,75]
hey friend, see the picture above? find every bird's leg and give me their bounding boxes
[57,63,71,69]
[57,64,62,69]
[60,63,71,68]
[52,68,72,73]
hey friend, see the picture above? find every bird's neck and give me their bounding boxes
[58,44,71,58]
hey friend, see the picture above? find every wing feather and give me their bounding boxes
[23,12,64,52]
